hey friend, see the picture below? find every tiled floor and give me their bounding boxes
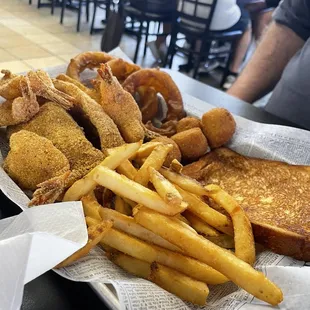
[0,0,227,91]
[0,0,173,74]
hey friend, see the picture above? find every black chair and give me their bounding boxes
[164,0,243,83]
[90,0,111,35]
[60,0,91,32]
[123,0,177,63]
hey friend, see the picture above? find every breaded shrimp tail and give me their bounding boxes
[98,64,145,143]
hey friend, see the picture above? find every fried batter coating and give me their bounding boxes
[27,71,76,110]
[0,101,15,126]
[136,86,159,123]
[146,120,177,137]
[3,130,70,190]
[106,58,140,82]
[11,75,39,124]
[201,108,236,148]
[171,128,209,162]
[0,70,22,100]
[176,117,202,133]
[123,68,186,121]
[9,102,105,195]
[56,74,101,102]
[98,64,145,143]
[66,51,115,81]
[152,136,182,167]
[53,79,124,150]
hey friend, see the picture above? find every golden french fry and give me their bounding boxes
[149,167,187,211]
[150,262,209,306]
[175,214,190,225]
[131,141,161,160]
[106,147,138,180]
[99,207,182,252]
[85,216,100,226]
[176,185,233,235]
[100,227,228,285]
[183,211,221,237]
[134,144,173,186]
[81,195,102,220]
[55,221,112,268]
[205,184,256,265]
[169,159,183,173]
[206,235,235,249]
[159,168,206,196]
[108,251,209,305]
[133,207,283,306]
[64,141,142,201]
[114,195,132,216]
[107,250,151,278]
[93,166,186,215]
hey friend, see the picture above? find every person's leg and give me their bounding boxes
[229,25,252,73]
[155,23,171,47]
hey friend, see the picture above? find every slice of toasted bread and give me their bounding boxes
[183,148,310,261]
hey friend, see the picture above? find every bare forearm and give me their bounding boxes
[228,22,304,103]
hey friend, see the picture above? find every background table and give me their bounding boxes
[0,69,299,310]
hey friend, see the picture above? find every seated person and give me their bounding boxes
[146,0,249,61]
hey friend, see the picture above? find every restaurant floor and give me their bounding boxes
[0,0,225,88]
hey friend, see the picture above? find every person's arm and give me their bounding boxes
[227,22,304,103]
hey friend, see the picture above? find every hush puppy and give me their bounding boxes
[176,116,202,133]
[171,128,208,161]
[201,108,236,148]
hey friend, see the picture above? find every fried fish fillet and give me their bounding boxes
[183,147,310,260]
[9,102,105,205]
[3,130,70,190]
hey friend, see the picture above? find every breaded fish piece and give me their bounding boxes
[53,79,124,150]
[98,64,145,143]
[3,130,70,190]
[9,102,105,205]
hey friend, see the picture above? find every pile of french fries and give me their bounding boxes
[59,141,283,306]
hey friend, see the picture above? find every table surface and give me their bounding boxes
[0,69,300,310]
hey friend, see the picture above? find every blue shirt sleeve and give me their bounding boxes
[273,0,310,41]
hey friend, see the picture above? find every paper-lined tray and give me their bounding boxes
[1,48,310,310]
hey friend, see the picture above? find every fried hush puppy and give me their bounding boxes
[3,130,70,190]
[176,116,202,133]
[98,64,145,143]
[201,108,236,148]
[152,136,181,167]
[171,128,209,161]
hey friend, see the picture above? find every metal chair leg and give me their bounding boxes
[143,21,150,57]
[37,0,41,8]
[51,0,55,15]
[133,22,143,63]
[29,0,32,5]
[77,0,82,32]
[86,0,90,22]
[60,0,67,24]
[90,0,97,35]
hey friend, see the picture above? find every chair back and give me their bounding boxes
[130,0,177,14]
[176,0,218,34]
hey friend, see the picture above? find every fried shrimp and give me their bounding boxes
[3,130,70,190]
[0,70,22,100]
[98,64,145,143]
[56,74,101,102]
[53,79,124,150]
[66,51,114,81]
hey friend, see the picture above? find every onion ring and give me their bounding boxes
[123,68,186,122]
